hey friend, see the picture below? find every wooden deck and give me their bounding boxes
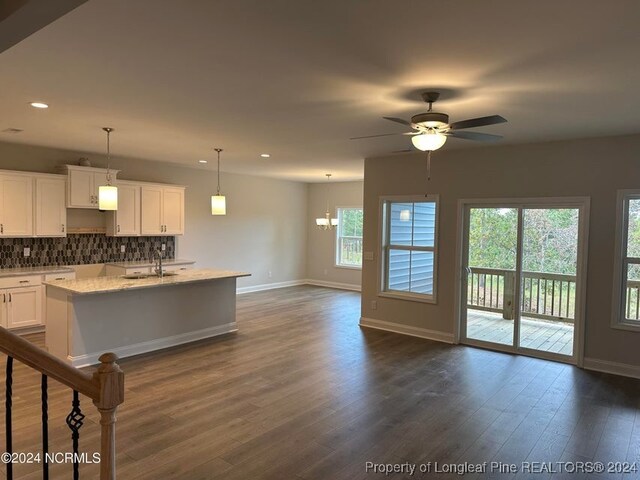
[467,308,574,355]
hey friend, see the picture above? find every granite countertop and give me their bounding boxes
[107,259,195,268]
[0,266,75,278]
[44,268,250,295]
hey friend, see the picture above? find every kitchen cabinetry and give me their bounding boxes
[0,173,33,237]
[141,185,185,235]
[106,182,141,236]
[0,276,42,329]
[35,176,67,237]
[63,165,120,209]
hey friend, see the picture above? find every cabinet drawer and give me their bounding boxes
[0,275,42,289]
[44,272,76,282]
[163,265,193,272]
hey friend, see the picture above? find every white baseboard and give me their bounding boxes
[305,279,361,292]
[237,279,307,294]
[68,322,238,367]
[359,317,454,344]
[583,357,640,380]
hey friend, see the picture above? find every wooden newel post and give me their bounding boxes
[93,353,125,480]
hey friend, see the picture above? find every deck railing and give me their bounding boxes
[338,236,363,266]
[0,327,124,479]
[467,267,577,323]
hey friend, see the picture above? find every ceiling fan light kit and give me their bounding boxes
[351,90,507,184]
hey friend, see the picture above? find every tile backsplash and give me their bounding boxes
[0,235,175,269]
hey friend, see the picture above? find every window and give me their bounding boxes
[613,191,640,329]
[381,196,438,302]
[336,207,363,268]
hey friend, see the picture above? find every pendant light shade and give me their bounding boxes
[211,194,226,215]
[411,131,447,152]
[316,173,338,230]
[98,185,118,211]
[211,148,226,215]
[98,127,118,211]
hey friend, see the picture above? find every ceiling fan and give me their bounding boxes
[351,91,507,181]
[351,91,507,148]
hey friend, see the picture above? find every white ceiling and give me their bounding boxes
[1,0,640,182]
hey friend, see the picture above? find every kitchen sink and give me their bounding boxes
[122,271,179,280]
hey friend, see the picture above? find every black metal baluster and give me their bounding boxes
[5,356,13,480]
[41,375,49,480]
[65,390,84,480]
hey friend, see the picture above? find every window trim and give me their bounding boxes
[334,206,363,270]
[612,189,640,331]
[378,194,439,304]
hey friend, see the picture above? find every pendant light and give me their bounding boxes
[315,173,338,230]
[98,127,118,211]
[211,148,226,215]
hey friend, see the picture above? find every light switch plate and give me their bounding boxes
[161,243,166,252]
[120,245,126,253]
[23,247,30,257]
[363,251,374,261]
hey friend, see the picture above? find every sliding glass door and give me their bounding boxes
[460,200,587,363]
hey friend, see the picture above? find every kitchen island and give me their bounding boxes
[45,269,250,367]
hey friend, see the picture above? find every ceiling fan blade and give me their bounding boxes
[447,131,503,142]
[383,116,412,127]
[449,115,507,130]
[350,131,416,140]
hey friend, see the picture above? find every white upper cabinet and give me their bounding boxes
[63,165,119,209]
[162,187,184,235]
[0,173,33,237]
[141,185,184,236]
[35,176,67,237]
[106,182,140,236]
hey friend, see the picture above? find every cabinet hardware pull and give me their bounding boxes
[117,225,120,233]
[55,277,65,280]
[8,294,11,302]
[62,224,65,233]
[1,224,3,234]
[19,280,29,284]
[2,294,5,303]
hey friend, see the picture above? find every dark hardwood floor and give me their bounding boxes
[2,285,640,479]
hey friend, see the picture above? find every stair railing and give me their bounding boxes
[0,326,124,480]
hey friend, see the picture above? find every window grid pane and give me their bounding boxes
[336,207,363,267]
[385,200,437,298]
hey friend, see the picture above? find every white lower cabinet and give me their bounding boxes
[0,286,42,329]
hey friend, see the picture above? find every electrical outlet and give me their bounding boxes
[120,245,126,253]
[268,270,272,278]
[371,300,377,310]
[161,243,166,252]
[23,247,30,257]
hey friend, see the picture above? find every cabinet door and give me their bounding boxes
[0,174,34,237]
[0,291,6,328]
[141,186,164,235]
[7,286,42,329]
[162,187,184,235]
[113,184,140,236]
[35,177,67,237]
[68,169,95,208]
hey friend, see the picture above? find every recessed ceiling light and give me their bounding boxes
[198,160,208,164]
[260,153,270,158]
[30,102,49,109]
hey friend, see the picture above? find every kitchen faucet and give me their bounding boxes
[152,249,163,277]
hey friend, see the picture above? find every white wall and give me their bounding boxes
[361,133,640,371]
[307,181,363,289]
[0,141,308,289]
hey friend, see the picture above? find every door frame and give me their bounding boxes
[453,197,590,367]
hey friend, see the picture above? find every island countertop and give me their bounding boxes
[44,268,251,295]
